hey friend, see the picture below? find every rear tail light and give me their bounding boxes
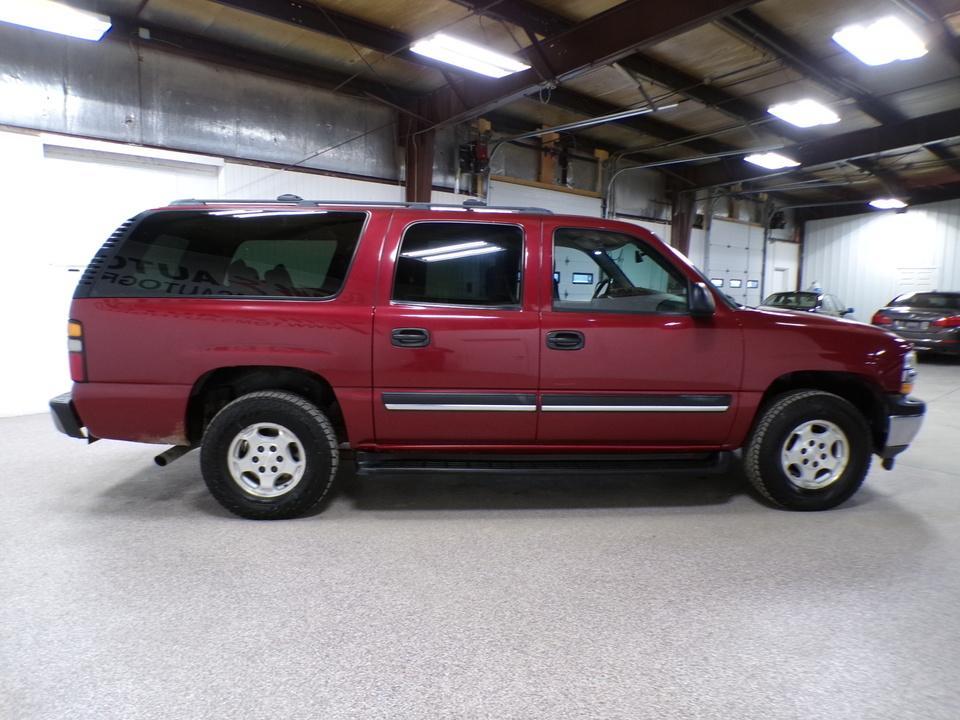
[68,320,87,382]
[932,315,960,328]
[871,311,892,326]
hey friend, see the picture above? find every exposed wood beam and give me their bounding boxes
[689,107,960,187]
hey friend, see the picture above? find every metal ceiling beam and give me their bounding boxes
[717,9,906,125]
[214,0,747,152]
[797,179,960,221]
[718,8,960,176]
[689,106,960,187]
[548,89,732,154]
[452,0,771,124]
[418,0,760,128]
[211,0,418,63]
[895,0,960,67]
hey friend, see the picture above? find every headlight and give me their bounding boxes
[901,350,918,394]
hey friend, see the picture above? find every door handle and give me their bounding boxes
[391,327,430,348]
[546,330,585,351]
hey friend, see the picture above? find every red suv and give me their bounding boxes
[51,199,925,519]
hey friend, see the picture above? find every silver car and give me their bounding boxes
[760,291,854,318]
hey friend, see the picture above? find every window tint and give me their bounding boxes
[393,223,523,307]
[86,210,365,298]
[553,228,688,314]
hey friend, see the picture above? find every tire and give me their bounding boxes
[200,391,339,519]
[744,390,872,511]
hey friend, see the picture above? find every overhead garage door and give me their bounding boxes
[706,219,765,307]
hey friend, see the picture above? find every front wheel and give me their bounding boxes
[744,390,872,511]
[200,391,339,519]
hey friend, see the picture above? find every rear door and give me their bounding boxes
[539,221,743,447]
[371,214,540,445]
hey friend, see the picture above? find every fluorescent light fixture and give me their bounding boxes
[744,152,801,170]
[869,198,908,209]
[0,0,111,41]
[832,16,927,66]
[422,246,504,263]
[768,99,840,128]
[410,33,530,78]
[402,241,490,259]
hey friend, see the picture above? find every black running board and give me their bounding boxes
[355,452,731,476]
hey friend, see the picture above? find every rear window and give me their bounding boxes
[763,292,818,309]
[890,292,960,310]
[82,209,366,298]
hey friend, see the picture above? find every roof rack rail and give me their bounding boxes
[167,196,554,214]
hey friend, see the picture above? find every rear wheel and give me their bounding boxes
[745,390,872,510]
[200,391,339,519]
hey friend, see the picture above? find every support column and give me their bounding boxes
[404,127,435,203]
[670,188,695,256]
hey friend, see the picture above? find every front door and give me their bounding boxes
[372,215,540,445]
[539,222,743,448]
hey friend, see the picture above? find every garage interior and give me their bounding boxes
[2,0,960,717]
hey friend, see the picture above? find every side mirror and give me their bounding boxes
[690,281,717,317]
[845,307,855,316]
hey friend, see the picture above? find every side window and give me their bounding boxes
[393,223,523,307]
[553,228,688,314]
[88,210,366,298]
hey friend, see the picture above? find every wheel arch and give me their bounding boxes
[758,371,887,452]
[186,366,344,445]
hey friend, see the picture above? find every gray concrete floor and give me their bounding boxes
[2,364,960,720]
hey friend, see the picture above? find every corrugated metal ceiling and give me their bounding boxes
[64,0,960,200]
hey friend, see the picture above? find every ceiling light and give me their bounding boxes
[0,0,111,41]
[832,16,927,66]
[744,152,801,170]
[410,33,530,78]
[869,198,908,209]
[768,99,840,128]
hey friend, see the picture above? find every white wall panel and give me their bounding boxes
[487,180,603,216]
[804,199,960,323]
[220,163,403,203]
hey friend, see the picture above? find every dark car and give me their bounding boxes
[760,291,854,318]
[872,291,960,354]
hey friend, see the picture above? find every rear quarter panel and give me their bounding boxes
[71,209,390,445]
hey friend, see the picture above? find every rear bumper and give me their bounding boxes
[49,393,86,439]
[880,394,925,459]
[890,329,960,353]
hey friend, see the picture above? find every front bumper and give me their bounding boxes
[49,392,86,439]
[880,394,925,459]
